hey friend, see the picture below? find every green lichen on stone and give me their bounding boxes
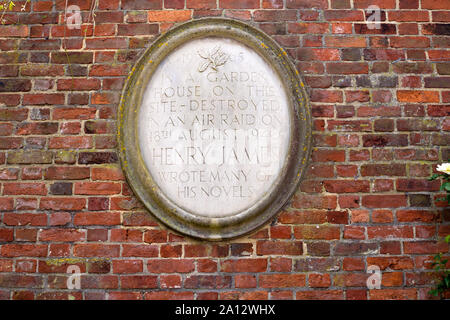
[55,150,77,164]
[45,258,85,266]
[45,257,111,267]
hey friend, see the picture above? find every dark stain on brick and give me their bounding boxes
[363,135,388,147]
[355,23,396,35]
[423,24,450,36]
[0,79,31,92]
[87,259,111,274]
[50,182,73,195]
[78,152,118,164]
[84,121,96,134]
[409,194,431,207]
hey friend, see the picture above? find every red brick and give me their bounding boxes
[287,0,328,9]
[294,225,340,240]
[49,137,93,149]
[122,244,158,257]
[198,259,217,272]
[57,79,100,91]
[45,167,90,180]
[297,48,339,61]
[90,64,129,77]
[221,259,267,272]
[256,241,303,255]
[309,273,331,288]
[362,195,407,208]
[185,275,231,289]
[396,179,440,192]
[327,62,369,74]
[52,108,96,120]
[112,260,143,274]
[270,226,291,239]
[324,180,370,193]
[235,275,257,288]
[144,291,194,300]
[74,182,121,195]
[336,165,358,177]
[270,257,292,272]
[325,10,364,21]
[220,0,259,8]
[290,23,330,34]
[3,183,47,195]
[148,10,191,22]
[310,90,343,102]
[369,289,417,300]
[1,244,47,257]
[0,25,29,37]
[296,290,344,300]
[40,197,86,211]
[279,210,327,224]
[354,0,396,8]
[73,212,121,226]
[146,259,194,273]
[403,241,448,254]
[326,36,366,47]
[254,10,297,21]
[260,274,306,288]
[368,226,414,239]
[23,94,64,105]
[397,210,438,222]
[293,194,338,210]
[361,164,406,176]
[421,0,449,9]
[74,244,120,257]
[391,36,430,48]
[0,229,13,242]
[39,229,85,242]
[0,274,43,288]
[344,226,366,239]
[311,149,345,162]
[121,275,157,289]
[91,167,124,181]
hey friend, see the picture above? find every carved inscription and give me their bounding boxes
[138,37,290,218]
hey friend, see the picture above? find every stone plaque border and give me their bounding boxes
[118,18,311,241]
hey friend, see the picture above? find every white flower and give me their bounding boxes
[436,163,450,175]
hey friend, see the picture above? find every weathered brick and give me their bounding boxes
[260,274,306,288]
[287,0,328,9]
[256,241,303,255]
[221,259,267,272]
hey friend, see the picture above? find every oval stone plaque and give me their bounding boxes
[118,18,311,240]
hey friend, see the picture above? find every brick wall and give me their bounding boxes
[0,0,449,300]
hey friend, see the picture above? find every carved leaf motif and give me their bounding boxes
[198,61,211,73]
[197,50,208,59]
[197,46,228,72]
[210,46,220,56]
[215,53,228,67]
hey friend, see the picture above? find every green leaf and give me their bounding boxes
[429,289,438,296]
[429,174,440,181]
[441,181,450,191]
[445,235,450,243]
